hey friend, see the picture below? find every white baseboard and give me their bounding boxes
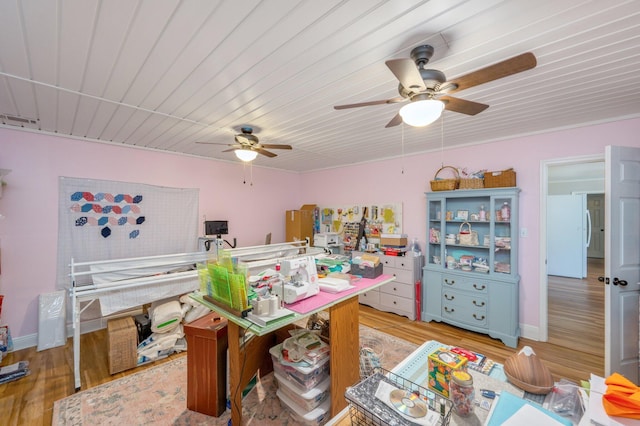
[520,322,540,341]
[9,308,144,352]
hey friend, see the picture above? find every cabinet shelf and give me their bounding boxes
[422,187,520,348]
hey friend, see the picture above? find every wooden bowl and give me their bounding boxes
[503,347,554,395]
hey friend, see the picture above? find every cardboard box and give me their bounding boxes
[427,348,468,398]
[107,316,138,374]
[380,234,408,247]
[286,204,317,243]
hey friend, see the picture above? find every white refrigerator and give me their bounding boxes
[547,194,592,278]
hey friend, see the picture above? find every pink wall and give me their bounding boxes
[0,128,303,338]
[1,118,639,344]
[301,118,640,331]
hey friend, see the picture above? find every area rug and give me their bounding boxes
[52,325,418,425]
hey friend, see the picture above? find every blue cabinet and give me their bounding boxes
[422,188,520,347]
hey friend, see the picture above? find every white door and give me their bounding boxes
[547,194,587,278]
[605,145,640,382]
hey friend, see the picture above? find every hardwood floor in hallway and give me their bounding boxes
[548,257,605,358]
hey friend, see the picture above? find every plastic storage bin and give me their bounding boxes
[275,371,330,411]
[277,388,331,425]
[269,343,330,390]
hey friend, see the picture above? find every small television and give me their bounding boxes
[205,220,228,237]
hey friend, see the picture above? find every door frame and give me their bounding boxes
[539,153,604,341]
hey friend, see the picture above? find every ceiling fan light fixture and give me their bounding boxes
[399,99,444,127]
[234,148,258,162]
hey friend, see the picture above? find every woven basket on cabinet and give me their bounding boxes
[430,166,460,191]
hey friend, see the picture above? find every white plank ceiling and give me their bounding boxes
[1,0,639,172]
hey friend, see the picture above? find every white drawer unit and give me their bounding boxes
[353,252,424,320]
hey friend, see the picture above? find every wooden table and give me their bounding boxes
[191,274,395,426]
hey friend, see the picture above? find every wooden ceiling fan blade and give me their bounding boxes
[256,148,277,158]
[385,113,403,128]
[386,58,426,92]
[260,144,292,150]
[444,52,536,94]
[440,96,489,115]
[334,97,405,110]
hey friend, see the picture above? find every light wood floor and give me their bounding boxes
[1,277,604,426]
[548,257,604,356]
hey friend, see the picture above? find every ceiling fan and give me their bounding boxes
[196,126,292,162]
[334,45,537,128]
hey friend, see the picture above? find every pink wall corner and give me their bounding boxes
[0,128,302,338]
[302,117,640,337]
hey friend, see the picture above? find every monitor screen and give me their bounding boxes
[205,220,228,236]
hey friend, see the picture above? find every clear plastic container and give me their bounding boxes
[277,388,331,425]
[270,343,330,390]
[411,237,422,256]
[275,371,330,411]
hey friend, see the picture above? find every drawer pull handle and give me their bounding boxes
[473,300,485,307]
[473,314,485,321]
[393,287,397,291]
[444,307,455,313]
[445,279,455,285]
[445,294,455,301]
[393,301,397,305]
[473,284,486,291]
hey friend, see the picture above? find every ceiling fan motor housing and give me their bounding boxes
[399,68,446,98]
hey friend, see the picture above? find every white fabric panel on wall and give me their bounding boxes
[56,177,199,290]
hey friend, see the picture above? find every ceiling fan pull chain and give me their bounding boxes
[401,123,405,174]
[440,112,445,167]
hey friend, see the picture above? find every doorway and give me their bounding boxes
[542,156,605,356]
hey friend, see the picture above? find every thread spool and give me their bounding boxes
[269,296,279,315]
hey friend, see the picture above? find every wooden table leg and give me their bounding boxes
[227,321,276,426]
[329,296,360,417]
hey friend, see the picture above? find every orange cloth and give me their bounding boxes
[602,372,640,419]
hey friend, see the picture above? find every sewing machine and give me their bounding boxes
[274,256,319,304]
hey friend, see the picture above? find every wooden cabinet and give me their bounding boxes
[422,188,520,347]
[285,204,317,242]
[355,252,424,320]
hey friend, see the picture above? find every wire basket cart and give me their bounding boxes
[346,368,452,426]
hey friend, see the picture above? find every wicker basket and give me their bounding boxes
[430,166,460,191]
[484,168,516,188]
[459,177,484,189]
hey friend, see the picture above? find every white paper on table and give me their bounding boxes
[587,374,640,426]
[501,404,567,426]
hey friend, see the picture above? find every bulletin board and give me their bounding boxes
[317,203,402,251]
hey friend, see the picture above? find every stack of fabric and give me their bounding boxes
[602,373,640,420]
